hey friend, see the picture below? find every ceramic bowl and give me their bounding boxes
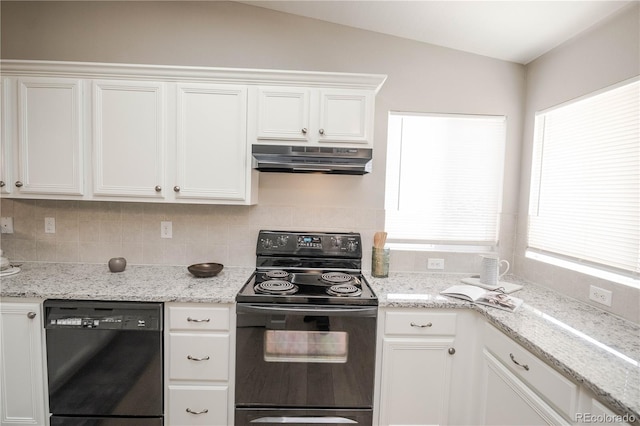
[188,262,224,278]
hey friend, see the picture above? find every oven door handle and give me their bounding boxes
[236,304,377,317]
[250,416,357,424]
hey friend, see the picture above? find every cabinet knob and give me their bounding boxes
[154,185,162,192]
[318,128,325,135]
[0,181,5,188]
[27,311,37,319]
[186,408,209,415]
[15,181,23,188]
[448,347,456,355]
[173,186,180,192]
[301,128,308,134]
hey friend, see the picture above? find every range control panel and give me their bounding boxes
[257,230,361,257]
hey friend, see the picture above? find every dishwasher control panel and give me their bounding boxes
[44,300,162,331]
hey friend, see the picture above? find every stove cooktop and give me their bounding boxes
[237,230,378,306]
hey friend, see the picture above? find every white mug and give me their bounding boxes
[480,255,510,286]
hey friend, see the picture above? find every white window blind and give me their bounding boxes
[385,113,506,246]
[528,78,639,279]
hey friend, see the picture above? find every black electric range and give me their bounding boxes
[236,230,377,306]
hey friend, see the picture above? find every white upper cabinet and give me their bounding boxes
[0,78,13,195]
[92,79,166,199]
[0,60,386,204]
[175,83,249,201]
[10,77,84,196]
[256,87,310,142]
[253,86,375,146]
[318,89,372,144]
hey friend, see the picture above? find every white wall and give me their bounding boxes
[516,3,639,322]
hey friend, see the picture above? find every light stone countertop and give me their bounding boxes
[1,263,638,421]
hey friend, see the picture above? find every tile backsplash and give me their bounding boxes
[0,199,486,274]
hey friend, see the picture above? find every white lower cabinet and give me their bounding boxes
[0,300,48,426]
[480,323,576,425]
[165,303,234,426]
[376,309,481,426]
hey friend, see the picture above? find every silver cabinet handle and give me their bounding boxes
[510,353,530,371]
[173,186,180,192]
[155,185,162,192]
[27,311,37,319]
[187,355,210,361]
[187,317,210,323]
[15,181,23,188]
[318,128,325,135]
[301,128,308,134]
[0,181,5,188]
[448,347,456,355]
[410,322,432,328]
[186,408,209,415]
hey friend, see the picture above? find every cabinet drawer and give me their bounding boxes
[169,306,230,331]
[385,311,457,335]
[168,385,228,425]
[483,323,578,418]
[169,333,229,381]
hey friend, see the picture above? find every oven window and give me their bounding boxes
[264,330,348,363]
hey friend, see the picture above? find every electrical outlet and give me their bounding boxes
[427,258,445,270]
[0,217,14,234]
[161,221,172,239]
[589,285,612,307]
[44,217,56,234]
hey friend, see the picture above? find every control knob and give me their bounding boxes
[277,235,288,246]
[260,238,273,249]
[347,240,358,252]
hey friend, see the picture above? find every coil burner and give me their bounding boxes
[326,284,362,297]
[320,272,355,285]
[263,270,289,279]
[254,280,298,295]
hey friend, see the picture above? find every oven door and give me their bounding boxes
[235,304,377,410]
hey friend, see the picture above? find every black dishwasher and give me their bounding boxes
[44,300,163,426]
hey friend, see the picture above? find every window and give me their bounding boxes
[527,78,639,286]
[385,112,507,251]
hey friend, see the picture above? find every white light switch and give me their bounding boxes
[44,217,56,234]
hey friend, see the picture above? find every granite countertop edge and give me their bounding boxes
[1,263,638,420]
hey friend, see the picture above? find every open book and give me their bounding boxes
[441,284,524,312]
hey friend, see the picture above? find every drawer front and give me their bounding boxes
[483,323,578,418]
[169,333,229,381]
[385,310,457,336]
[169,306,230,331]
[168,385,228,425]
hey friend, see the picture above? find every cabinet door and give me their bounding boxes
[256,87,310,141]
[0,302,47,426]
[15,77,84,195]
[480,350,570,425]
[93,80,166,198]
[175,84,248,201]
[378,337,454,425]
[318,89,372,144]
[0,78,13,195]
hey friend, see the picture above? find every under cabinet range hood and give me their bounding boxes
[252,144,373,175]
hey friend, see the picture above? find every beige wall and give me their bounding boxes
[516,3,640,322]
[0,0,524,274]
